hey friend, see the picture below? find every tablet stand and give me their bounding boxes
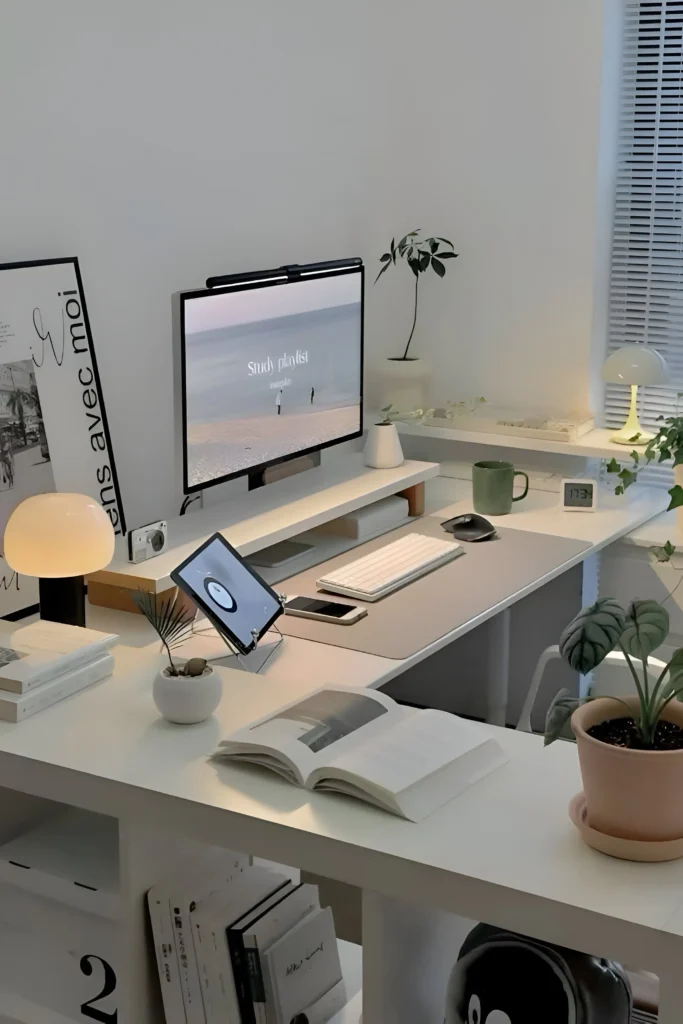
[173,598,287,674]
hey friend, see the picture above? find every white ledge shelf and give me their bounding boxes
[386,419,641,460]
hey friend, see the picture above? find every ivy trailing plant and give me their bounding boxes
[606,412,683,510]
[375,230,458,360]
[545,597,683,748]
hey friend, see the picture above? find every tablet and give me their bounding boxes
[170,533,284,655]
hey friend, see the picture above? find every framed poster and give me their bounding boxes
[0,258,125,616]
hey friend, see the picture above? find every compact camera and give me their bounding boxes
[128,520,168,563]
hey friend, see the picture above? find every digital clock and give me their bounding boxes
[561,478,598,512]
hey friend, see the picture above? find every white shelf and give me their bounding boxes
[0,992,78,1024]
[333,940,362,1023]
[390,419,642,459]
[91,455,438,592]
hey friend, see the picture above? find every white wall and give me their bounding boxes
[0,0,616,526]
[369,0,617,419]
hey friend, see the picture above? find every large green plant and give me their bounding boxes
[545,597,683,747]
[607,414,683,510]
[375,230,457,360]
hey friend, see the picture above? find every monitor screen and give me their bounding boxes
[180,265,363,492]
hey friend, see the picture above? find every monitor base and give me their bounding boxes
[248,450,321,490]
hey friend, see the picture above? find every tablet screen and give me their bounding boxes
[172,534,282,653]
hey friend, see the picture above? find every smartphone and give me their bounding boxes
[283,595,367,625]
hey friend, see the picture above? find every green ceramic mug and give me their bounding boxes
[472,460,529,515]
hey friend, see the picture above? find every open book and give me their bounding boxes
[214,687,508,822]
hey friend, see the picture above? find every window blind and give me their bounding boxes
[606,0,683,484]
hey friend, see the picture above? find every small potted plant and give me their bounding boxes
[374,230,457,410]
[363,405,404,469]
[607,411,683,532]
[133,590,222,724]
[545,597,683,849]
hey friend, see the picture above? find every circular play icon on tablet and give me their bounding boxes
[203,576,237,612]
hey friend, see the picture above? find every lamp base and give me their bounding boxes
[39,576,86,628]
[610,428,655,446]
[610,384,653,446]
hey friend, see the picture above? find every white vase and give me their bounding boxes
[376,358,430,413]
[675,465,683,537]
[153,666,222,724]
[363,422,404,469]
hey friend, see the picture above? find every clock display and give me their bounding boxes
[564,483,594,508]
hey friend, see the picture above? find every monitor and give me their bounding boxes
[179,259,364,493]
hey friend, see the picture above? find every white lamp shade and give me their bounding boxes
[601,345,669,386]
[4,493,115,578]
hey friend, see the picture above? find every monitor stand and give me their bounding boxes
[248,450,321,490]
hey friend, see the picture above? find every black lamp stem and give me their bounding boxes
[39,576,86,627]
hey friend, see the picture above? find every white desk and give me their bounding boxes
[0,476,670,1021]
[0,644,683,1021]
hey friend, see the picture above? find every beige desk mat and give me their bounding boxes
[277,517,590,660]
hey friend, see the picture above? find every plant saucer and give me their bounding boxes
[569,793,683,862]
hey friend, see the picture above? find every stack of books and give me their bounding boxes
[148,849,345,1024]
[0,619,118,722]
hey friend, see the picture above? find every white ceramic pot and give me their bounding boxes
[675,464,683,536]
[153,666,222,724]
[376,358,430,413]
[363,422,404,469]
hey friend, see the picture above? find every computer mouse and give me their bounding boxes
[441,513,497,542]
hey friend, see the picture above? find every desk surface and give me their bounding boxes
[1,643,683,965]
[0,477,674,970]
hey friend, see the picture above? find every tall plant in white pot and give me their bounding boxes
[374,230,458,411]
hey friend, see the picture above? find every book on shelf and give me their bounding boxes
[214,687,508,821]
[147,847,249,1024]
[230,882,320,1024]
[264,905,344,1024]
[190,865,291,1024]
[0,619,118,693]
[0,653,115,721]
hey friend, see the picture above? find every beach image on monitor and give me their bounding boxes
[183,273,362,488]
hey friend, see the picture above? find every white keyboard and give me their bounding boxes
[316,533,464,601]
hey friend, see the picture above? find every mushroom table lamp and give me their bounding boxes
[601,344,669,445]
[4,493,115,627]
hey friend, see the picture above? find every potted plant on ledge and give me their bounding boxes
[545,597,683,857]
[134,590,222,724]
[374,230,457,411]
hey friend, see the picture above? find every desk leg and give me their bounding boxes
[486,608,510,727]
[658,958,683,1024]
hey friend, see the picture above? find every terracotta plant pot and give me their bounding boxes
[572,696,683,842]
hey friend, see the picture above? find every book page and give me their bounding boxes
[215,686,407,784]
[311,709,494,799]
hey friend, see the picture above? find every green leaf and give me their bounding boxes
[545,690,582,746]
[559,598,626,673]
[380,253,391,262]
[429,238,439,253]
[622,599,669,658]
[419,251,431,272]
[668,484,683,510]
[431,257,446,278]
[663,647,683,698]
[652,539,676,562]
[436,236,454,247]
[673,449,683,467]
[374,262,390,284]
[437,251,458,258]
[606,457,620,474]
[407,257,421,278]
[631,450,640,464]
